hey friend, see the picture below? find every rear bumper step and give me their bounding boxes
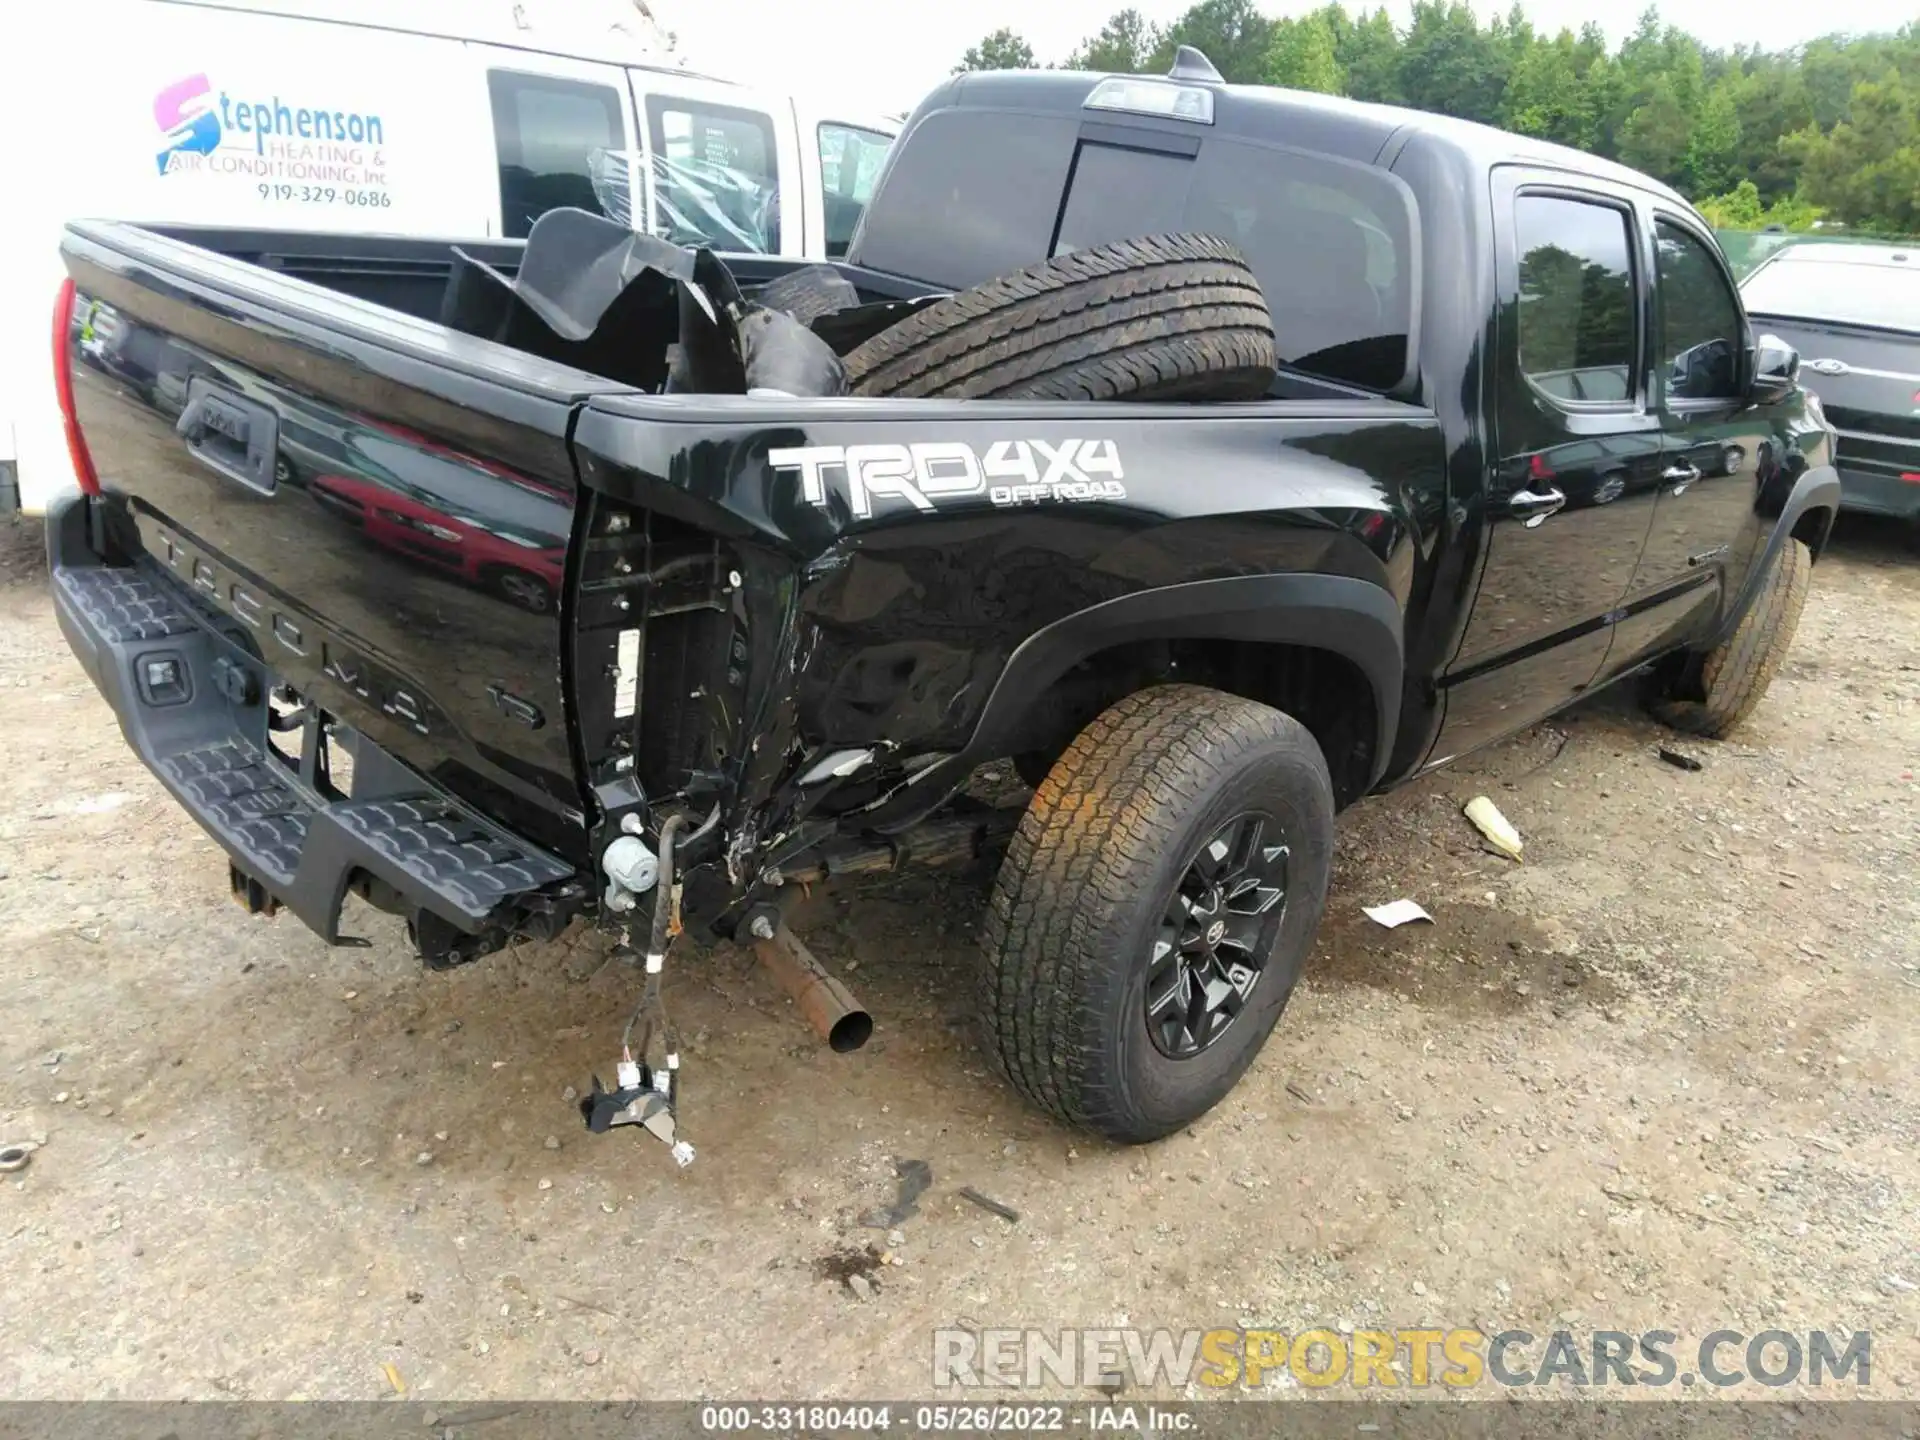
[49,505,574,946]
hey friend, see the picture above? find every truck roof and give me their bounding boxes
[922,64,1693,211]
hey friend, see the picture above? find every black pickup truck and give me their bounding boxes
[48,56,1840,1148]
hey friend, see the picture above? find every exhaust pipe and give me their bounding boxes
[751,921,873,1053]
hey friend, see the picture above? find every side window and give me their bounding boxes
[646,96,780,254]
[1655,219,1744,401]
[1514,195,1637,405]
[817,123,892,258]
[487,72,626,240]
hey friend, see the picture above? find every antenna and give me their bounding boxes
[1168,46,1224,83]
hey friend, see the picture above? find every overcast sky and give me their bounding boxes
[657,0,1911,114]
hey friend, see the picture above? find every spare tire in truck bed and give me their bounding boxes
[843,234,1277,402]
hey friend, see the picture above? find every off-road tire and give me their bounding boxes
[1651,538,1811,738]
[979,684,1334,1143]
[844,234,1277,402]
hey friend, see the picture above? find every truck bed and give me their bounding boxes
[54,219,1439,954]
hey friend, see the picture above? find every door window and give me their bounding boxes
[817,122,892,257]
[1513,195,1638,405]
[1655,219,1745,401]
[488,72,627,239]
[646,96,781,253]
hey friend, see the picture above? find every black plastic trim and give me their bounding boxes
[1706,464,1841,649]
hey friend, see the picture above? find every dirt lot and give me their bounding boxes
[1,513,1916,1403]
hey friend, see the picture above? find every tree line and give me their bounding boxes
[954,2,1920,235]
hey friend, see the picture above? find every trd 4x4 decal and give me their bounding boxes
[768,439,1126,519]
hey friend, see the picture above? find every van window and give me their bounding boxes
[646,96,781,254]
[818,123,892,257]
[488,72,628,240]
[1051,136,1416,392]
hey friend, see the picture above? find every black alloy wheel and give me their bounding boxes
[1147,811,1290,1059]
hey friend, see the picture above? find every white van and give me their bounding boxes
[0,0,897,515]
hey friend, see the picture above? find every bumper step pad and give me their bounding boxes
[54,566,195,644]
[334,799,573,925]
[159,739,311,886]
[52,551,577,941]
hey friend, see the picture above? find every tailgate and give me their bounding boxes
[56,221,633,905]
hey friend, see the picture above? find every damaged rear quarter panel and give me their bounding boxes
[569,394,1442,846]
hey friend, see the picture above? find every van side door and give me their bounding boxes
[1432,171,1664,761]
[468,47,641,239]
[627,73,801,256]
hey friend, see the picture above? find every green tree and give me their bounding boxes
[1398,1,1508,125]
[1697,179,1767,228]
[1027,5,1920,226]
[1618,76,1693,186]
[1265,12,1344,94]
[1785,72,1920,233]
[1335,7,1404,104]
[1148,0,1275,83]
[1064,9,1158,73]
[1684,76,1742,197]
[1503,30,1597,149]
[956,28,1037,72]
[1696,179,1825,231]
[1731,60,1814,200]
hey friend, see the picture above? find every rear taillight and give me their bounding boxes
[52,276,101,497]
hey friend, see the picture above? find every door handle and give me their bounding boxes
[1509,486,1567,527]
[1663,462,1701,495]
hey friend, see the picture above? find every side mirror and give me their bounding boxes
[1750,333,1800,404]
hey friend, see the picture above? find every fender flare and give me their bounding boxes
[1708,464,1840,649]
[860,573,1405,834]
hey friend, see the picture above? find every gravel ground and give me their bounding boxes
[0,513,1915,1402]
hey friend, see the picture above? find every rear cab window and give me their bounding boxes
[645,96,782,253]
[487,71,628,239]
[817,122,893,257]
[1052,136,1417,392]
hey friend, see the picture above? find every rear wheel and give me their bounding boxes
[1648,538,1810,738]
[979,684,1334,1143]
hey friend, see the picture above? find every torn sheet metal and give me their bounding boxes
[453,207,713,343]
[445,206,846,399]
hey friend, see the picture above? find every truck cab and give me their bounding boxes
[847,54,1839,769]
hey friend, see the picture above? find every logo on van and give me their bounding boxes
[152,74,389,189]
[155,74,222,175]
